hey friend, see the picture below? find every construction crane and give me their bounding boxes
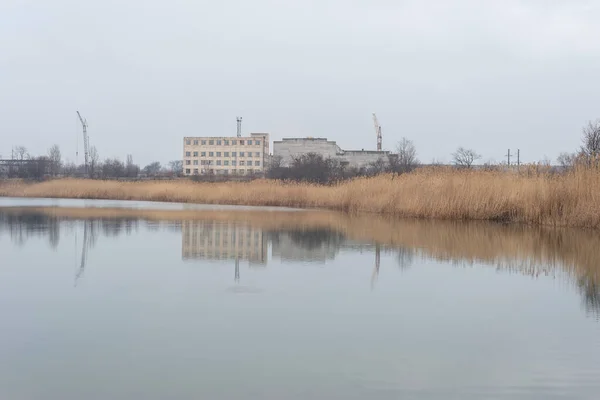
[236,116,242,137]
[77,111,90,175]
[372,113,382,152]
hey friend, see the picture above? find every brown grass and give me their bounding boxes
[2,206,599,286]
[1,166,600,228]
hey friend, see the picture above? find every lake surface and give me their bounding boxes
[0,200,599,400]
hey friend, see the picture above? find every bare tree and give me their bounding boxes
[452,147,481,168]
[14,146,28,160]
[395,137,419,172]
[168,160,183,176]
[581,119,600,158]
[557,152,577,170]
[47,144,62,176]
[125,154,139,178]
[89,146,99,178]
[143,161,162,176]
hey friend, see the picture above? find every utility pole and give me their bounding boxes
[506,149,511,166]
[517,149,520,168]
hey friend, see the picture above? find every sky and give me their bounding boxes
[1,0,600,166]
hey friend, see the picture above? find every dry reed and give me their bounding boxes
[1,166,600,228]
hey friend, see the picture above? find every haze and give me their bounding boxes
[1,0,600,166]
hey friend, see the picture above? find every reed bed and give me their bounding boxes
[1,166,600,228]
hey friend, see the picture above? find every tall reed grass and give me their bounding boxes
[1,165,600,228]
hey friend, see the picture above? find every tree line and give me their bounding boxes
[1,145,183,180]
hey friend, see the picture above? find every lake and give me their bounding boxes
[0,199,599,400]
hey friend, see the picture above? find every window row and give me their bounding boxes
[185,160,261,166]
[185,139,261,146]
[185,168,257,175]
[185,151,261,158]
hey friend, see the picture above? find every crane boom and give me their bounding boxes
[372,113,382,151]
[76,111,90,175]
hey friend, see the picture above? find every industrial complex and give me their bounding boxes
[182,114,390,175]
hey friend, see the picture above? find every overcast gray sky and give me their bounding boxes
[1,0,599,166]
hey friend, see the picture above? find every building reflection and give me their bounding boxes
[181,220,267,265]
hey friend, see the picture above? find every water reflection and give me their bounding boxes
[1,207,599,318]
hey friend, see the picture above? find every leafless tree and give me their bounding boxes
[125,154,140,177]
[581,119,600,158]
[89,146,99,177]
[452,147,481,168]
[168,160,183,176]
[14,146,28,160]
[143,161,162,176]
[395,137,419,172]
[557,152,577,170]
[47,144,62,176]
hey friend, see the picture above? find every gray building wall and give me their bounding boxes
[273,137,389,169]
[273,138,342,166]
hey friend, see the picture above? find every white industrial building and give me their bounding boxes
[273,137,390,169]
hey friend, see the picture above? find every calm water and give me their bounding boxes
[0,201,599,400]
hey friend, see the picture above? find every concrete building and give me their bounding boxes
[273,137,390,169]
[183,133,270,176]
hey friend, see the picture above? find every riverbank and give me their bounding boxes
[1,166,600,228]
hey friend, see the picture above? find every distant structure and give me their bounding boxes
[76,111,90,176]
[183,133,270,176]
[273,137,389,169]
[372,113,382,152]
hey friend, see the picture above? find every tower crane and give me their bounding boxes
[372,113,382,152]
[77,111,90,175]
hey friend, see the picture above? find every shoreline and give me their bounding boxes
[1,167,600,229]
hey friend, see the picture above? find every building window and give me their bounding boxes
[216,160,222,166]
[232,140,237,145]
[255,152,260,157]
[224,152,229,157]
[232,161,237,166]
[193,140,199,145]
[240,152,245,157]
[255,161,260,166]
[185,160,191,165]
[232,152,236,157]
[239,160,245,166]
[224,160,229,166]
[193,151,198,157]
[248,152,252,157]
[193,160,198,165]
[232,169,236,174]
[209,152,214,157]
[240,140,245,145]
[209,140,214,145]
[201,152,206,157]
[223,170,229,175]
[248,169,253,174]
[185,151,191,157]
[255,140,261,145]
[193,168,199,174]
[201,140,207,145]
[186,168,190,174]
[217,140,222,145]
[224,140,230,145]
[186,139,191,145]
[201,160,207,165]
[216,152,221,157]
